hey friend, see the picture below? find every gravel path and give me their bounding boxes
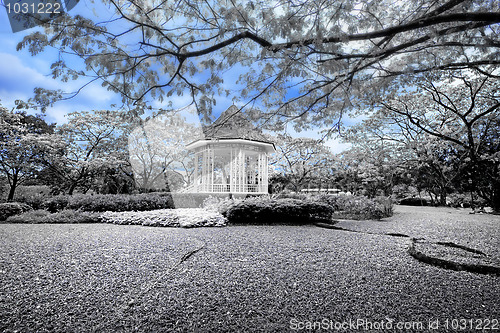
[336,205,500,261]
[0,206,499,332]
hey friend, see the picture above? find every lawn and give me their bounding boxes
[0,205,498,332]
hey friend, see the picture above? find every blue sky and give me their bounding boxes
[0,0,351,153]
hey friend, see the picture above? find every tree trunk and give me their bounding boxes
[439,189,447,206]
[7,184,16,201]
[491,187,500,213]
[7,174,18,201]
[68,182,77,195]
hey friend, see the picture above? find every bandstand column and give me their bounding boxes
[194,151,199,191]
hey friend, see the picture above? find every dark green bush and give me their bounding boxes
[43,195,72,213]
[0,202,33,221]
[399,197,428,206]
[223,197,334,225]
[6,209,101,224]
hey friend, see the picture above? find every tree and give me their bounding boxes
[351,68,500,209]
[270,134,335,192]
[128,112,203,191]
[46,110,131,195]
[0,105,62,201]
[333,136,409,197]
[17,0,500,130]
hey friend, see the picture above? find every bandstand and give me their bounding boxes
[184,106,275,194]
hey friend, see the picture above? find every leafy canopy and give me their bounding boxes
[17,0,500,131]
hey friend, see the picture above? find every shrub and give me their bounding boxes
[373,196,394,218]
[316,195,393,220]
[100,208,227,228]
[399,197,428,206]
[12,185,51,210]
[271,192,309,200]
[42,195,72,213]
[447,193,488,208]
[0,202,33,221]
[223,197,334,225]
[5,209,101,224]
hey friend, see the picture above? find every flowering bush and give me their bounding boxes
[100,208,227,228]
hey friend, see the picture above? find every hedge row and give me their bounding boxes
[17,192,240,213]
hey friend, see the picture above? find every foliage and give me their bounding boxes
[0,202,33,221]
[271,192,309,200]
[16,0,500,132]
[5,209,102,224]
[5,185,51,209]
[0,105,63,201]
[100,209,226,228]
[446,193,488,209]
[128,112,202,191]
[333,144,401,197]
[45,110,132,195]
[269,134,335,192]
[223,197,334,224]
[316,195,393,220]
[344,69,500,210]
[399,197,429,206]
[391,184,420,201]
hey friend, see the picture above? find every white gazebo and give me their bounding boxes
[184,106,275,194]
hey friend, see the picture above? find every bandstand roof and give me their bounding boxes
[186,105,276,153]
[186,138,275,153]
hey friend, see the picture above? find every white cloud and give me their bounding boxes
[324,138,351,154]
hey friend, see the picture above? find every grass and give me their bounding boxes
[0,206,499,332]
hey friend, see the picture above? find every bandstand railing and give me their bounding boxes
[181,183,267,193]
